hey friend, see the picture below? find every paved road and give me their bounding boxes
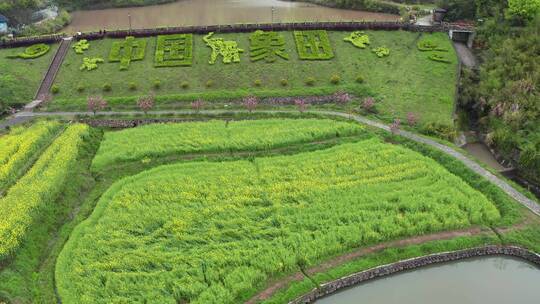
[453,42,477,68]
[5,109,540,217]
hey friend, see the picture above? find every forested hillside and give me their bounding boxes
[457,0,540,183]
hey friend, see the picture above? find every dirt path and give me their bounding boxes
[246,227,487,304]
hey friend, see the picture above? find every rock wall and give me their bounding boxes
[290,245,540,304]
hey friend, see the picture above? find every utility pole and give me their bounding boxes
[128,13,132,32]
[271,6,275,24]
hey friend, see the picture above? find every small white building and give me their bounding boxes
[0,14,8,34]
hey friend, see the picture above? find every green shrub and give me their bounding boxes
[153,80,161,89]
[356,75,365,83]
[205,80,214,88]
[428,52,452,63]
[305,77,316,86]
[103,83,112,92]
[51,85,60,94]
[294,30,334,60]
[128,82,137,91]
[181,81,189,89]
[420,122,457,141]
[372,46,390,58]
[330,74,341,84]
[76,84,85,93]
[109,36,147,70]
[280,78,288,86]
[417,39,448,52]
[154,34,193,67]
[253,79,262,87]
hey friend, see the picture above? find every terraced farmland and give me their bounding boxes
[57,139,500,303]
[0,118,537,304]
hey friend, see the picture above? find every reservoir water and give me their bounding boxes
[317,256,540,304]
[64,0,400,33]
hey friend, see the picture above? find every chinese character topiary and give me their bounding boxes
[294,30,334,60]
[109,36,147,70]
[344,31,370,49]
[80,57,104,71]
[203,32,244,64]
[155,34,193,67]
[249,30,288,62]
[73,40,90,54]
[8,44,51,59]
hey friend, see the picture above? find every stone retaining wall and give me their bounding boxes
[290,245,540,304]
[75,21,473,41]
[1,21,474,48]
[0,34,64,48]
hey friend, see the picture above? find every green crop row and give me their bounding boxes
[91,118,364,171]
[0,121,62,192]
[57,139,500,303]
[0,124,90,262]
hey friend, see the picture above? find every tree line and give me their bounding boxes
[456,0,540,184]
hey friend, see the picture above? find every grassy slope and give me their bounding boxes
[52,31,457,125]
[0,44,58,105]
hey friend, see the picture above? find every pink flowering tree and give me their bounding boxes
[294,98,308,113]
[87,96,107,115]
[361,97,375,112]
[137,94,155,114]
[333,91,352,104]
[407,112,418,126]
[243,96,258,113]
[191,99,205,112]
[390,118,401,134]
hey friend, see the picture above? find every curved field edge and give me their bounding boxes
[57,137,511,303]
[91,118,365,171]
[260,230,540,304]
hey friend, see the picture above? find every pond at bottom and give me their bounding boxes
[316,256,540,304]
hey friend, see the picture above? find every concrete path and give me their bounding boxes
[453,41,477,68]
[34,37,72,100]
[6,109,540,217]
